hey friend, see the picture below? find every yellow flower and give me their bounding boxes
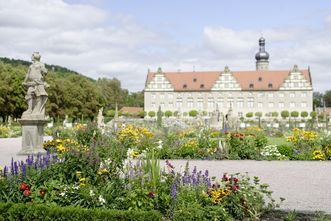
[313,150,326,161]
[97,168,109,175]
[79,177,86,186]
[76,171,82,178]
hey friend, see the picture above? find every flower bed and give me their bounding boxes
[0,123,283,220]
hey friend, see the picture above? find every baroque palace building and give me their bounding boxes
[144,37,313,117]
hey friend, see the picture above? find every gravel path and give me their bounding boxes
[159,160,331,214]
[1,137,330,214]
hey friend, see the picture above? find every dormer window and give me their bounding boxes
[183,84,187,89]
[249,83,254,89]
[200,84,204,89]
[193,78,197,82]
[268,83,273,88]
[258,77,262,81]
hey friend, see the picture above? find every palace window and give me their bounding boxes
[197,98,203,109]
[258,102,263,108]
[279,102,284,108]
[249,83,254,89]
[187,97,194,108]
[290,102,295,108]
[208,97,214,109]
[176,98,183,108]
[237,98,244,108]
[247,97,254,108]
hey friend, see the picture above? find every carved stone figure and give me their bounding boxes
[21,52,48,120]
[224,107,239,131]
[97,107,105,129]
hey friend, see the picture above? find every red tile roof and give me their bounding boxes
[145,69,311,91]
[120,107,143,114]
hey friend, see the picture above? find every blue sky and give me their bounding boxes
[0,0,330,92]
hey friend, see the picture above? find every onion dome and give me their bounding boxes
[255,37,269,61]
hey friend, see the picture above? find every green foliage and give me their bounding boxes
[157,106,162,127]
[0,57,143,123]
[277,144,295,159]
[188,110,198,117]
[148,111,156,118]
[271,112,279,117]
[310,111,317,118]
[0,203,161,221]
[290,111,299,118]
[301,111,308,118]
[246,112,253,118]
[255,112,262,118]
[164,110,172,117]
[281,110,289,119]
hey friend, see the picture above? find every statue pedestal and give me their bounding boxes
[17,119,48,155]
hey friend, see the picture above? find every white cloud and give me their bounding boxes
[0,0,330,92]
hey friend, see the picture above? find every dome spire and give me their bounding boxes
[255,36,269,70]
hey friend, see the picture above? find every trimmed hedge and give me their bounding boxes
[0,203,162,221]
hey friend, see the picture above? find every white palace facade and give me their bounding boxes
[144,37,313,117]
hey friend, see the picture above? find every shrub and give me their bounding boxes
[188,110,198,117]
[281,111,289,119]
[164,110,172,118]
[300,111,308,118]
[148,111,156,118]
[246,112,253,118]
[0,203,161,221]
[277,144,294,159]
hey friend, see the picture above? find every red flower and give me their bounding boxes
[19,182,28,191]
[233,178,239,183]
[39,188,46,197]
[23,189,31,197]
[232,185,239,192]
[222,173,229,181]
[148,192,156,199]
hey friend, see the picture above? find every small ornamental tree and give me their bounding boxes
[138,111,146,118]
[281,110,289,119]
[255,112,262,128]
[310,111,317,119]
[189,110,198,117]
[281,110,290,128]
[164,110,172,118]
[246,112,253,118]
[157,106,162,127]
[301,111,308,119]
[173,111,179,117]
[148,111,156,118]
[291,111,299,127]
[271,112,279,118]
[106,109,115,118]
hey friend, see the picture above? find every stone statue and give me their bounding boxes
[224,106,239,131]
[21,52,48,120]
[97,107,105,129]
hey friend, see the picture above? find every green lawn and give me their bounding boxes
[267,136,289,146]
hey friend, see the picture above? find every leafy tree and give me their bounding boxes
[157,106,162,127]
[189,110,198,117]
[246,112,253,118]
[310,111,317,119]
[164,110,172,117]
[324,90,331,107]
[313,92,323,108]
[301,111,308,118]
[290,111,299,118]
[148,111,156,118]
[281,110,289,119]
[271,112,279,117]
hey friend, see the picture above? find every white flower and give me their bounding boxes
[157,140,163,149]
[89,190,95,197]
[59,192,66,197]
[99,195,106,205]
